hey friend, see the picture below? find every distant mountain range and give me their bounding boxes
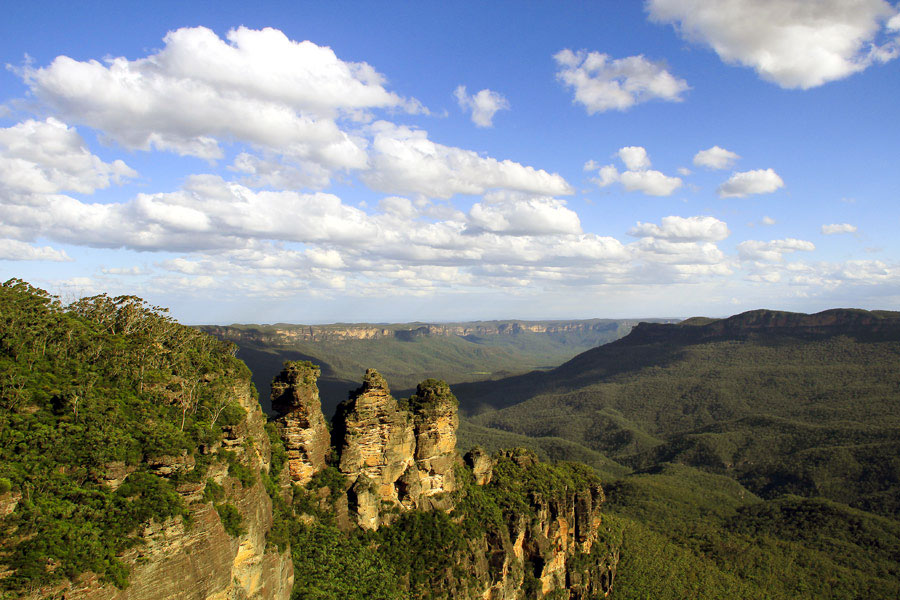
[200,318,677,417]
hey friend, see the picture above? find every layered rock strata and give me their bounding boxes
[331,369,458,529]
[29,379,293,600]
[271,361,330,486]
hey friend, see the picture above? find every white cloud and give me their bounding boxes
[629,215,730,241]
[467,192,582,236]
[618,146,651,171]
[620,169,683,196]
[378,196,418,219]
[646,0,900,89]
[693,145,740,169]
[0,118,136,195]
[822,223,858,234]
[583,159,601,171]
[229,152,331,190]
[761,216,776,226]
[737,238,815,261]
[717,168,784,198]
[592,165,621,188]
[454,85,510,127]
[361,121,573,199]
[0,239,71,261]
[590,146,683,196]
[554,49,689,113]
[20,26,424,174]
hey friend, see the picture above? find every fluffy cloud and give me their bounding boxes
[646,0,900,89]
[822,223,858,234]
[0,118,135,195]
[693,145,740,169]
[629,215,730,241]
[467,192,582,236]
[554,49,689,113]
[362,121,573,199]
[589,146,683,196]
[737,238,815,261]
[619,170,683,196]
[20,26,421,172]
[0,239,71,262]
[618,146,652,171]
[717,168,784,198]
[0,176,378,252]
[454,86,510,127]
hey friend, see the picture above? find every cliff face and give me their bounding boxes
[30,380,293,600]
[332,370,457,529]
[202,319,648,344]
[457,449,617,600]
[271,361,330,487]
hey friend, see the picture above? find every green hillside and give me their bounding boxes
[456,309,900,598]
[203,319,662,418]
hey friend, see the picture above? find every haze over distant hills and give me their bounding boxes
[201,318,678,417]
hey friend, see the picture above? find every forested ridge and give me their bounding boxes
[457,309,900,598]
[0,279,254,595]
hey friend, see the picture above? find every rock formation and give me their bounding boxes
[331,369,458,529]
[271,361,330,486]
[28,378,293,600]
[283,367,617,598]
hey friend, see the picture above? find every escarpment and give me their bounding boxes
[24,378,294,600]
[275,364,618,599]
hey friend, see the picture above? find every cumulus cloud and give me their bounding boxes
[361,121,573,199]
[588,146,682,196]
[0,118,136,195]
[693,145,740,169]
[19,26,426,174]
[618,146,652,171]
[554,49,689,113]
[717,168,784,198]
[822,223,858,234]
[467,192,582,236]
[737,238,815,261]
[0,175,378,252]
[454,85,510,127]
[0,239,71,261]
[619,170,684,196]
[646,0,900,89]
[628,215,730,241]
[761,216,776,226]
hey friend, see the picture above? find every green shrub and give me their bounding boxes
[215,503,246,537]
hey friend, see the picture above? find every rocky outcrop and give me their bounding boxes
[453,448,616,599]
[331,370,458,529]
[282,367,617,598]
[29,379,293,600]
[271,361,330,486]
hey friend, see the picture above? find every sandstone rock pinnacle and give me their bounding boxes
[271,361,330,486]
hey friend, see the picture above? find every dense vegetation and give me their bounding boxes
[264,430,609,600]
[0,279,253,595]
[456,310,900,598]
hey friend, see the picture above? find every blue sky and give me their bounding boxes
[2,1,899,324]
